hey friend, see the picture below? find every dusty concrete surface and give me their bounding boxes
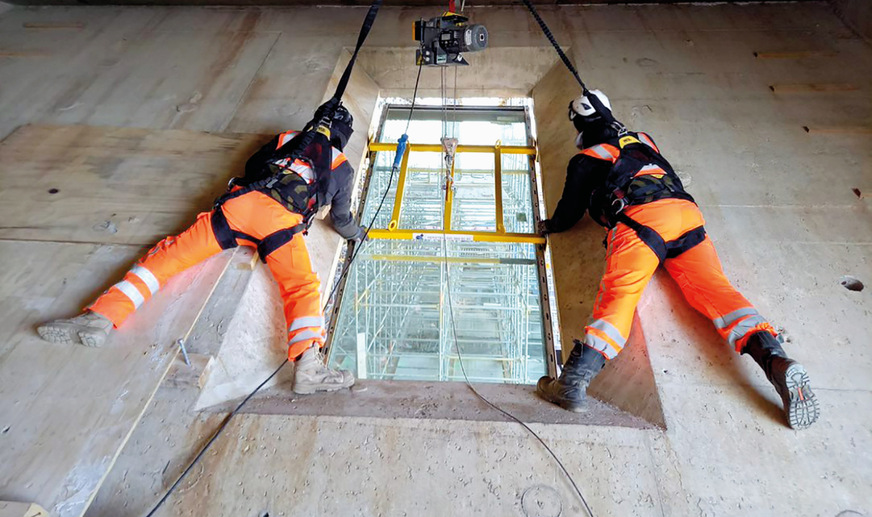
[0,2,869,516]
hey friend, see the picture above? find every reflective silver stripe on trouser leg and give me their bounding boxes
[113,280,145,308]
[714,307,759,329]
[583,333,620,360]
[727,315,767,348]
[288,316,325,333]
[587,318,626,349]
[130,265,160,295]
[288,329,324,346]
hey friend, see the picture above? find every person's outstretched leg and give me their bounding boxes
[221,190,354,394]
[37,211,224,347]
[663,235,819,429]
[538,221,661,411]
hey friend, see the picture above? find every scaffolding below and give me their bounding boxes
[327,104,554,385]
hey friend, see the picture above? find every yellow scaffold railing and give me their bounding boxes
[366,140,544,245]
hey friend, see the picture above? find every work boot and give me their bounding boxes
[537,340,606,412]
[37,310,113,347]
[292,345,355,395]
[742,331,820,430]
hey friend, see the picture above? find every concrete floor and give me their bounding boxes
[0,2,870,516]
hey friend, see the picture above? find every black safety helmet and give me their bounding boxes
[330,105,354,151]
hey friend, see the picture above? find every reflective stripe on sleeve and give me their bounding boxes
[583,145,618,162]
[714,308,758,329]
[277,131,299,148]
[114,280,145,308]
[288,316,325,333]
[331,148,348,169]
[131,265,160,295]
[288,329,324,345]
[638,132,660,153]
[727,315,767,347]
[583,333,620,360]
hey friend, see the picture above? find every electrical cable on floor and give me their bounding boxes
[143,61,424,517]
[441,264,595,517]
[144,358,288,517]
[437,76,595,517]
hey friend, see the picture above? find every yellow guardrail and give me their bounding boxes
[367,228,544,245]
[368,140,541,245]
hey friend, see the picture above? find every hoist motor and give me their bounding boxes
[414,13,488,66]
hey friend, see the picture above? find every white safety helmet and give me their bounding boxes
[568,89,611,124]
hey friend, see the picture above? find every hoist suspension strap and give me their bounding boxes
[214,0,383,211]
[332,0,383,103]
[520,0,619,127]
[520,0,587,92]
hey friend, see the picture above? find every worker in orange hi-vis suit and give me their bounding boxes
[37,103,366,395]
[536,90,819,430]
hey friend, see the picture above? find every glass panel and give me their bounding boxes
[451,151,496,232]
[359,150,398,230]
[398,152,445,230]
[328,240,547,384]
[380,107,528,146]
[501,154,534,234]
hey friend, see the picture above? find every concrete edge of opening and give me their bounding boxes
[588,317,667,429]
[205,378,656,429]
[195,43,665,432]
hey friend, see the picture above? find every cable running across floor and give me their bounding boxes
[142,34,423,517]
[436,68,595,517]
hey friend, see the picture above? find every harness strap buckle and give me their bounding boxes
[611,195,628,214]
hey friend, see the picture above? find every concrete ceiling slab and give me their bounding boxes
[3,0,817,5]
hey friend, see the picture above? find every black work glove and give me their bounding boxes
[538,219,555,236]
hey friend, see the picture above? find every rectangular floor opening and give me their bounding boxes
[326,102,558,384]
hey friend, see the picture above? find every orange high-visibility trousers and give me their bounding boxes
[582,198,777,360]
[88,190,325,360]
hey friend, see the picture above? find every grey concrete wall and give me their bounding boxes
[1,3,870,516]
[831,0,872,40]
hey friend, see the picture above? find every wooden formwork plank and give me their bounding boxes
[0,241,237,517]
[0,124,269,246]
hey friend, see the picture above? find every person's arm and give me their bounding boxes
[328,160,365,240]
[541,154,600,234]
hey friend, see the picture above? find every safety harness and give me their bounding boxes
[583,131,706,263]
[210,129,337,262]
[209,0,383,263]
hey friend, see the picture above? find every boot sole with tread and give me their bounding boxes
[780,363,819,430]
[37,323,106,347]
[293,377,355,395]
